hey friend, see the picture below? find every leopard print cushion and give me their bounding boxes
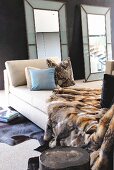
[47,58,75,87]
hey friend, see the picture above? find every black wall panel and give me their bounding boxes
[0,0,28,89]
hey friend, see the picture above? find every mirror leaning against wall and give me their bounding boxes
[24,0,69,61]
[81,5,112,81]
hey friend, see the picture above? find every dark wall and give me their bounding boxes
[0,0,114,89]
[0,0,28,89]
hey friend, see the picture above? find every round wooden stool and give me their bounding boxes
[39,146,90,170]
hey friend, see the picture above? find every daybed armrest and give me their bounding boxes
[105,60,114,75]
[4,69,10,95]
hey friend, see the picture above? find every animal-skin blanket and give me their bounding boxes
[44,87,114,170]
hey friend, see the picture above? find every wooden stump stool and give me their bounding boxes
[39,147,90,170]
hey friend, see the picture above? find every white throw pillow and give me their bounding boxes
[25,67,40,89]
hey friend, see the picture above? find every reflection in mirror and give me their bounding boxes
[88,14,106,73]
[81,5,112,81]
[34,9,61,59]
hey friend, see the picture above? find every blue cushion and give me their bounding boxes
[29,68,56,90]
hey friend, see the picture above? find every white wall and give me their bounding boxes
[34,9,59,32]
[36,32,61,58]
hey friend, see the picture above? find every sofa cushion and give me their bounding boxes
[25,67,40,89]
[5,59,48,87]
[10,86,52,114]
[112,70,114,75]
[47,58,75,87]
[29,68,56,90]
[5,57,60,87]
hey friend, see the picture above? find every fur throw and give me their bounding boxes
[44,87,114,170]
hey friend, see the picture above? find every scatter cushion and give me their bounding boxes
[101,74,114,108]
[25,67,40,89]
[28,68,56,90]
[47,58,75,87]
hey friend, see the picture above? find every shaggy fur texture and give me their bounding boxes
[44,87,114,170]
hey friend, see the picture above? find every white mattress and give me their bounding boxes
[9,85,53,114]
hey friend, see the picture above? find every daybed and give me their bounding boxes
[4,59,114,130]
[4,58,60,130]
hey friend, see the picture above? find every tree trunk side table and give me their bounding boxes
[39,147,90,170]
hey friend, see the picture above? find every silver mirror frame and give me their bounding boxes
[24,0,68,60]
[81,5,112,81]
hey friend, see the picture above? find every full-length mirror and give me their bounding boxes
[24,0,68,60]
[81,5,112,81]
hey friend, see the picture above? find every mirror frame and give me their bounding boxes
[24,0,68,60]
[81,5,112,81]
